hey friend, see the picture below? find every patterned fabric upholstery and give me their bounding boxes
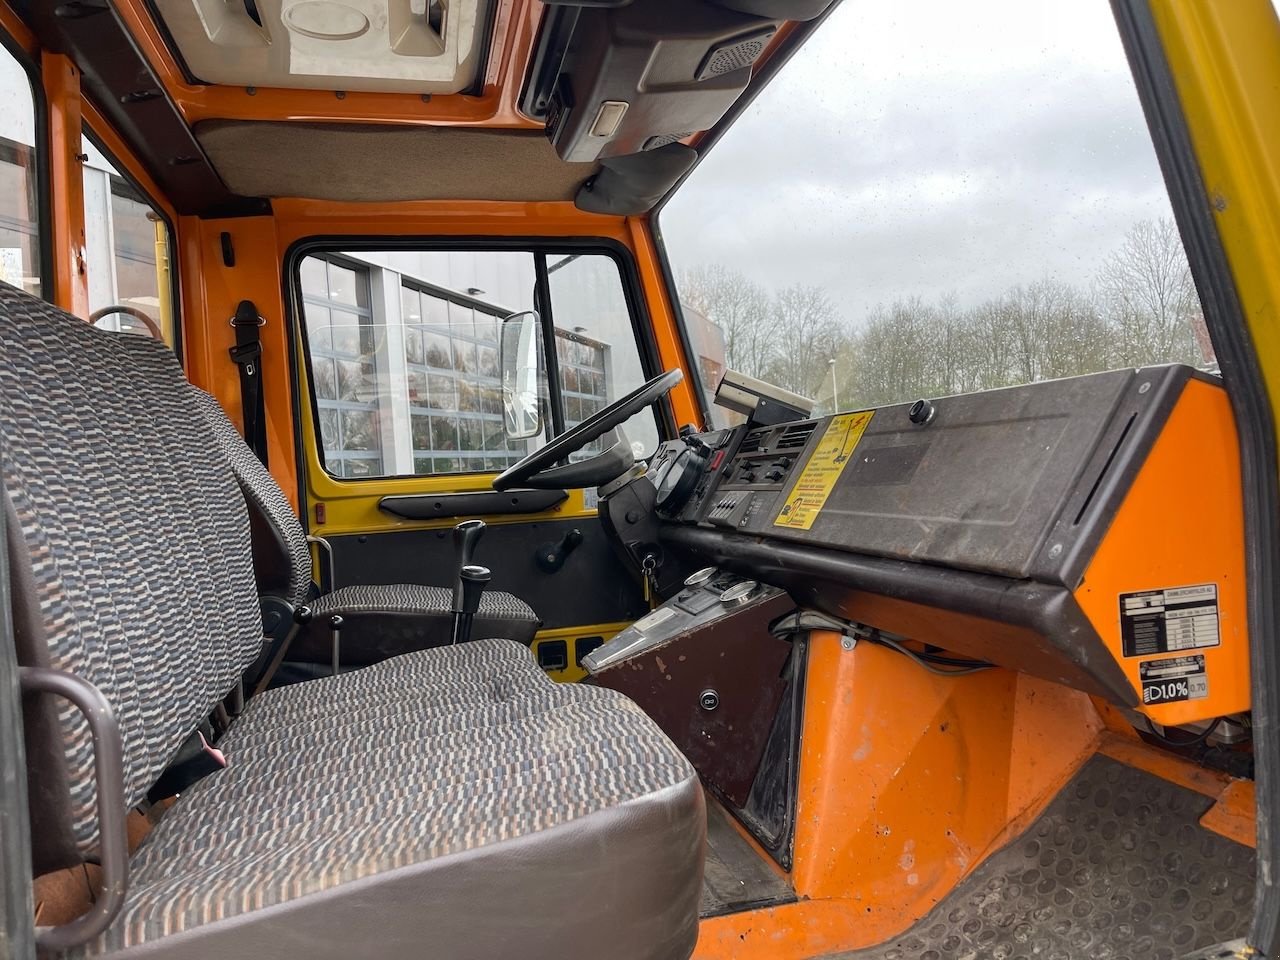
[309,582,537,621]
[189,387,314,608]
[191,386,539,644]
[0,283,263,859]
[83,640,696,955]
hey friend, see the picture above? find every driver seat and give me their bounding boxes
[190,388,540,671]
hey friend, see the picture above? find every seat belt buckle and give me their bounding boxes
[197,731,227,769]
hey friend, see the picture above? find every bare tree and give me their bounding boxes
[1097,218,1204,367]
[677,264,777,379]
[764,284,845,397]
[684,216,1210,415]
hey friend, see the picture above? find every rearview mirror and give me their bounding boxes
[500,311,543,440]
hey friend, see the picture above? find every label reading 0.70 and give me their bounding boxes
[1139,655,1208,705]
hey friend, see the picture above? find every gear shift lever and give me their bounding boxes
[451,564,491,645]
[454,519,486,569]
[450,519,488,645]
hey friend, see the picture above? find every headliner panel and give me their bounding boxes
[195,121,600,202]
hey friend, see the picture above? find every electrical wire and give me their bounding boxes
[769,610,994,676]
[1142,715,1224,748]
[869,633,994,677]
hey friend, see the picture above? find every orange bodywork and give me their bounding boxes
[42,52,88,319]
[1075,376,1250,726]
[694,631,1104,959]
[177,199,706,512]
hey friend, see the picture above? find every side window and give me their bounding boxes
[660,2,1211,422]
[300,256,384,478]
[297,248,659,480]
[0,43,42,296]
[82,135,176,347]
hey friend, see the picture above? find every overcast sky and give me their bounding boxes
[661,0,1180,326]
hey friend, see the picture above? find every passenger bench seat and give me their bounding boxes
[0,282,704,960]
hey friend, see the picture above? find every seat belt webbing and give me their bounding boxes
[229,299,269,466]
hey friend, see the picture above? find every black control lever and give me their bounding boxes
[451,564,491,645]
[536,528,583,573]
[454,518,486,568]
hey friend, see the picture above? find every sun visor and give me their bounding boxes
[526,0,779,163]
[575,144,698,216]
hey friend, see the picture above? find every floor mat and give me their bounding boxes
[828,754,1255,959]
[701,797,796,918]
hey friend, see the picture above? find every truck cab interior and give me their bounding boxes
[2,1,1280,959]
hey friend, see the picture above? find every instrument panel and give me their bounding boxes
[648,364,1248,727]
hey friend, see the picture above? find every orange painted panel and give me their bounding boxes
[180,215,298,509]
[1075,377,1250,726]
[628,217,704,430]
[1200,778,1257,848]
[0,0,35,55]
[42,52,88,318]
[695,632,1101,959]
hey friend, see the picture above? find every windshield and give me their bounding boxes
[660,0,1211,424]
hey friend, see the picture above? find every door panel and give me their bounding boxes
[290,242,666,678]
[326,517,646,630]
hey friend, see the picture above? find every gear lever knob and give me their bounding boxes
[454,519,486,569]
[451,564,491,646]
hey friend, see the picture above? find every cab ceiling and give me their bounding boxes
[194,121,599,201]
[152,0,492,94]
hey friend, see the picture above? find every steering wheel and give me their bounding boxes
[90,305,164,342]
[493,368,683,491]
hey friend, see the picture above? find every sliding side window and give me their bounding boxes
[82,134,176,347]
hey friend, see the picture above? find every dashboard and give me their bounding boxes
[642,364,1249,727]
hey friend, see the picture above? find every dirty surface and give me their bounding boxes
[701,797,797,918]
[824,754,1255,959]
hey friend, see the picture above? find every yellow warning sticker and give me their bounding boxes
[774,411,874,530]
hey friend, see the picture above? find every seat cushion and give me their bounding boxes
[83,640,704,960]
[294,584,540,665]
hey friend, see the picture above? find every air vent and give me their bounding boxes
[738,427,769,455]
[776,422,817,451]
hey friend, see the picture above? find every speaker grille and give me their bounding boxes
[696,26,777,81]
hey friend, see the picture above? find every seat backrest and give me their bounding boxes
[190,387,313,608]
[0,283,263,873]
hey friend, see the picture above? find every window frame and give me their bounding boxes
[0,29,52,303]
[285,236,675,486]
[79,124,182,358]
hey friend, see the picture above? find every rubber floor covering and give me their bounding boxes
[826,754,1255,960]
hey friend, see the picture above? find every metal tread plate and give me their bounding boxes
[829,754,1255,959]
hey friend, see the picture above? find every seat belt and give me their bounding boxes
[229,300,269,466]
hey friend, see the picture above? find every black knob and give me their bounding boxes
[453,564,491,616]
[453,518,486,568]
[908,399,935,425]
